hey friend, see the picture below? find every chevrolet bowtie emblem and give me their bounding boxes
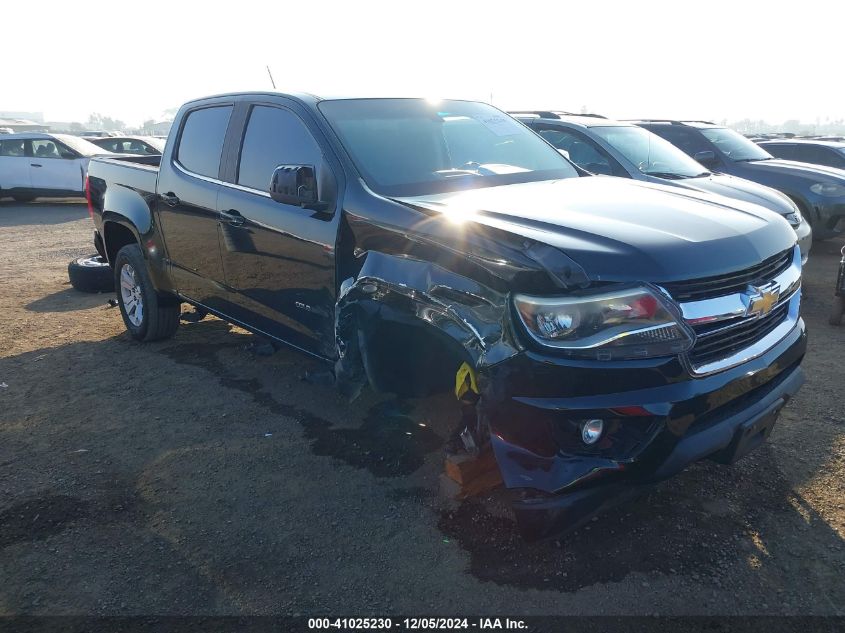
[745,282,781,318]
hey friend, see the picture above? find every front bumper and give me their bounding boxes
[795,219,812,264]
[483,317,806,540]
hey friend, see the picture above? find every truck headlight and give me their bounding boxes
[514,286,693,359]
[810,182,845,197]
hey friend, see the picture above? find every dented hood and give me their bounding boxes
[395,177,796,283]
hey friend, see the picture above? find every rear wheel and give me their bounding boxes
[114,244,180,341]
[68,254,114,293]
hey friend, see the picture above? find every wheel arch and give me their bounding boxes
[102,220,139,265]
[333,250,520,397]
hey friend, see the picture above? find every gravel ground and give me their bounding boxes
[0,200,843,616]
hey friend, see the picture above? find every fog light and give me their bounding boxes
[581,419,604,445]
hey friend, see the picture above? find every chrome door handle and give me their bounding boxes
[220,209,244,226]
[161,192,180,207]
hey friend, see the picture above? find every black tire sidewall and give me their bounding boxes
[68,255,114,293]
[114,245,156,340]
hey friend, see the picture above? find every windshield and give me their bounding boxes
[53,134,111,156]
[142,136,166,152]
[319,99,577,196]
[591,126,707,178]
[699,127,772,162]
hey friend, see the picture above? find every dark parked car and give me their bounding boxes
[512,112,812,262]
[632,120,845,239]
[85,135,164,155]
[86,93,805,539]
[758,139,845,170]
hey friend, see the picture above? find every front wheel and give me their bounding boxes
[114,244,180,341]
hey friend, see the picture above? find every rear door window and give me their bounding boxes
[0,139,27,156]
[32,139,77,159]
[795,145,845,168]
[176,105,233,179]
[236,105,323,192]
[766,144,796,160]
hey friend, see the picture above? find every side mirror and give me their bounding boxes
[693,150,718,167]
[269,164,327,210]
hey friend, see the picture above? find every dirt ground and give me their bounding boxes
[1,200,843,616]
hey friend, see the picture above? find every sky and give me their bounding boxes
[4,0,844,127]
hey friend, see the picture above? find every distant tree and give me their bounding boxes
[86,112,126,131]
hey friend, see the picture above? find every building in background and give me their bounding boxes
[0,117,48,133]
[0,111,44,122]
[143,120,173,136]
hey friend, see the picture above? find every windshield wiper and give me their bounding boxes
[643,171,692,180]
[433,168,481,178]
[734,157,770,162]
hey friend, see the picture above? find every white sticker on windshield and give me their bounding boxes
[476,113,523,137]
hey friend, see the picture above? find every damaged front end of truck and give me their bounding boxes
[329,182,806,541]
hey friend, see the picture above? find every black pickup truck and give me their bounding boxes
[86,93,806,539]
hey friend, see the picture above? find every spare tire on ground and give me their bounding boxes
[68,254,114,293]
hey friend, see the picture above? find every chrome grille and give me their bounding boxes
[688,302,789,366]
[662,246,801,375]
[661,248,792,301]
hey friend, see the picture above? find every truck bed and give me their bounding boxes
[88,154,160,201]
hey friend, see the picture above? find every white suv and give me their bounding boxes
[0,133,111,202]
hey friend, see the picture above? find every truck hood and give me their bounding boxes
[669,173,795,216]
[739,158,845,183]
[395,177,796,283]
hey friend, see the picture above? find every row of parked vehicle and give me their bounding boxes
[3,115,843,254]
[510,112,845,246]
[0,133,163,202]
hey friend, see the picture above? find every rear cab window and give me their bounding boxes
[176,106,233,178]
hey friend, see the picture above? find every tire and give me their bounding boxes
[12,194,36,203]
[830,295,845,326]
[68,254,114,293]
[114,244,180,341]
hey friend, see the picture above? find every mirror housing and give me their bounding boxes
[269,164,327,210]
[693,150,718,167]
